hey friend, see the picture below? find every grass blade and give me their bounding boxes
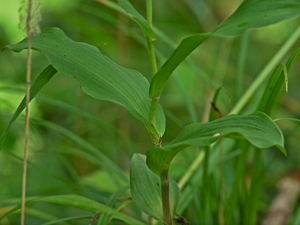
[0,195,146,225]
[0,65,57,149]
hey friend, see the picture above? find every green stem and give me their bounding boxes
[146,0,152,26]
[230,25,300,114]
[146,1,171,223]
[146,0,159,144]
[146,0,157,76]
[161,171,173,225]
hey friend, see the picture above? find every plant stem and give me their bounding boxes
[146,0,160,144]
[21,0,32,224]
[146,1,171,223]
[161,171,173,225]
[146,0,157,77]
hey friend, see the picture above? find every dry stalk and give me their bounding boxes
[21,0,32,224]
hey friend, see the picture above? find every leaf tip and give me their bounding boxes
[277,145,287,157]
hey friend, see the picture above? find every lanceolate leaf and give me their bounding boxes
[149,0,300,99]
[118,0,156,40]
[4,28,165,137]
[0,65,57,150]
[147,112,286,176]
[213,0,300,37]
[149,34,210,98]
[130,154,180,221]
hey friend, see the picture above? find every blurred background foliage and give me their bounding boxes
[0,0,300,224]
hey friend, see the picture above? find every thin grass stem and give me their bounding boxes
[21,0,32,224]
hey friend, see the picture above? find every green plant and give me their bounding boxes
[1,0,300,224]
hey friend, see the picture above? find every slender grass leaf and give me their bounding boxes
[0,195,146,225]
[236,31,249,101]
[106,200,133,224]
[2,149,80,193]
[257,47,300,115]
[33,118,128,182]
[213,0,300,37]
[4,27,165,137]
[173,76,198,123]
[225,141,250,224]
[274,118,300,123]
[0,65,57,150]
[42,216,91,225]
[243,47,300,225]
[37,96,138,154]
[0,206,69,225]
[118,0,156,40]
[147,112,285,176]
[130,154,180,221]
[97,186,129,225]
[149,34,210,98]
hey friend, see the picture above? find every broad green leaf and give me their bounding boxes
[118,0,156,40]
[97,186,129,225]
[0,195,146,225]
[149,0,300,99]
[147,112,285,176]
[213,0,300,37]
[0,65,57,149]
[130,154,180,221]
[149,34,210,98]
[257,47,300,115]
[4,27,165,139]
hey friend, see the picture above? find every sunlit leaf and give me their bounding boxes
[130,154,180,221]
[147,112,286,176]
